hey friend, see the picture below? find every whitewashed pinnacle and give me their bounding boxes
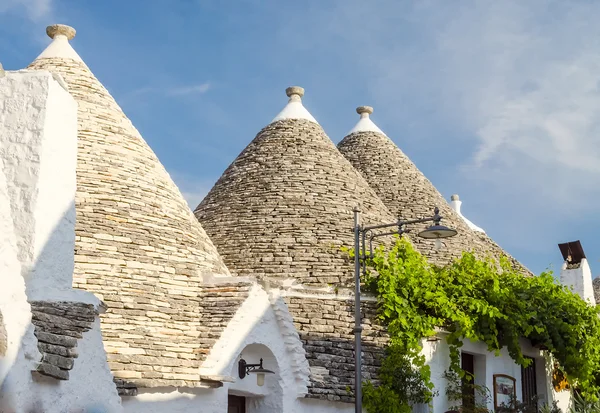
[271,86,318,124]
[449,194,486,234]
[347,105,386,135]
[35,24,83,63]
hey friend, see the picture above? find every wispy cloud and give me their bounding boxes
[0,0,52,20]
[167,83,211,96]
[121,82,211,103]
[268,0,600,262]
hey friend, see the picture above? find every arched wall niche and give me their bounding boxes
[228,343,282,413]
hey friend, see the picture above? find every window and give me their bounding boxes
[521,356,538,410]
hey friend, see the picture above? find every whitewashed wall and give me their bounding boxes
[122,285,360,413]
[560,259,596,305]
[0,70,121,413]
[424,336,557,412]
[121,285,563,413]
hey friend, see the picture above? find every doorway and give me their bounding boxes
[461,352,476,409]
[521,356,538,409]
[228,395,246,413]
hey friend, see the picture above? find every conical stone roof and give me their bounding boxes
[195,87,395,287]
[338,106,528,273]
[28,25,230,387]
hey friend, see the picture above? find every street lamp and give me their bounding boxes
[352,206,457,413]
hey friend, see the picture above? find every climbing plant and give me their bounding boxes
[359,237,600,413]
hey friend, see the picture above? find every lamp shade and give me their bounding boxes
[249,367,274,387]
[418,224,458,240]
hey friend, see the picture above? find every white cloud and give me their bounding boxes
[0,0,52,20]
[269,0,600,263]
[121,83,211,102]
[167,83,211,96]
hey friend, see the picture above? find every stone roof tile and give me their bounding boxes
[27,24,232,386]
[111,281,252,394]
[195,88,396,287]
[284,295,387,403]
[338,110,529,274]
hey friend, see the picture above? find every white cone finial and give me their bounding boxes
[449,194,485,233]
[271,86,318,124]
[34,24,83,62]
[347,105,386,136]
[46,24,76,40]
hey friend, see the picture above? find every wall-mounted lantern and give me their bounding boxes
[238,358,274,387]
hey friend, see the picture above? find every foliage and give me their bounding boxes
[444,369,491,413]
[360,237,600,413]
[570,391,600,413]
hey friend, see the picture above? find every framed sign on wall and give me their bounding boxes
[493,374,516,410]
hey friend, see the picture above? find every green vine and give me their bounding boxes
[360,237,600,413]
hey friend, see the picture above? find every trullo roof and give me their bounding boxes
[195,87,395,287]
[28,24,234,389]
[338,106,528,273]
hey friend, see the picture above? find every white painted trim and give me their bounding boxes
[199,284,310,397]
[268,290,310,396]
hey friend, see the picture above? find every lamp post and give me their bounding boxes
[352,206,458,413]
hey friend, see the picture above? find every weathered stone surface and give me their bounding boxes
[42,353,75,370]
[338,130,530,274]
[34,331,78,348]
[28,47,234,385]
[114,378,138,396]
[38,342,78,358]
[0,310,6,356]
[593,277,600,305]
[30,301,96,380]
[36,362,70,380]
[103,281,251,388]
[195,117,395,287]
[285,295,387,403]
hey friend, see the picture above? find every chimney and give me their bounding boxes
[558,240,595,304]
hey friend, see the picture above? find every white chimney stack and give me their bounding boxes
[449,194,486,234]
[558,241,596,305]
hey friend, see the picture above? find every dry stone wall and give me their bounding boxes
[27,55,232,387]
[284,295,387,403]
[338,131,529,273]
[195,119,395,287]
[108,281,251,394]
[30,301,96,380]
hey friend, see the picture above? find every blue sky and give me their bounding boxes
[1,0,599,277]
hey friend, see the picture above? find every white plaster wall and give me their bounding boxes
[122,388,225,413]
[1,319,122,413]
[560,259,596,304]
[0,70,121,412]
[30,73,79,301]
[0,70,88,302]
[122,286,344,413]
[423,336,552,412]
[0,149,34,390]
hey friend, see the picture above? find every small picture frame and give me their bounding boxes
[493,374,516,410]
